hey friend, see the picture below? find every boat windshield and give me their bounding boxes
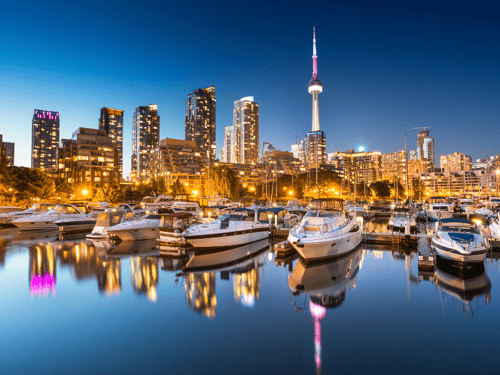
[440,225,479,234]
[491,199,500,203]
[26,204,54,212]
[47,205,80,215]
[96,212,126,227]
[434,206,450,211]
[305,210,342,218]
[142,197,156,204]
[218,213,251,222]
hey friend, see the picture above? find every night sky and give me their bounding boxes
[1,0,498,174]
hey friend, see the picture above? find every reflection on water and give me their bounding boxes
[233,267,260,308]
[185,273,217,318]
[435,260,491,317]
[131,257,158,302]
[288,249,362,374]
[29,244,56,299]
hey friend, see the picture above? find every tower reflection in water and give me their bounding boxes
[29,244,56,299]
[58,240,121,295]
[131,257,159,302]
[288,249,362,375]
[183,239,270,317]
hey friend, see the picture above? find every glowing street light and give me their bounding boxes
[193,190,199,196]
[288,190,293,196]
[82,189,88,197]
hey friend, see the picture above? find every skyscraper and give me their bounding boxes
[99,107,124,175]
[307,26,326,169]
[185,86,216,161]
[232,96,259,165]
[221,125,233,163]
[31,109,60,170]
[417,130,435,167]
[132,104,160,180]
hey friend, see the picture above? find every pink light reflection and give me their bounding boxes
[30,272,56,299]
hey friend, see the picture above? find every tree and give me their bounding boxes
[171,178,187,197]
[54,179,73,200]
[370,181,391,199]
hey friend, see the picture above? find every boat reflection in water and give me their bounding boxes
[288,249,362,375]
[435,259,491,317]
[183,238,270,317]
[130,256,159,302]
[29,243,56,299]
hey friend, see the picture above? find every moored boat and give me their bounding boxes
[12,203,88,231]
[431,218,489,267]
[287,198,362,262]
[106,214,162,241]
[86,208,137,240]
[388,207,417,233]
[182,210,270,248]
[0,203,55,228]
[158,212,198,246]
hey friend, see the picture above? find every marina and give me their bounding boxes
[2,217,500,374]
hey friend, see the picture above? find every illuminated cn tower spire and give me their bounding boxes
[308,25,323,132]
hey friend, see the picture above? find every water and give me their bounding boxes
[1,225,499,375]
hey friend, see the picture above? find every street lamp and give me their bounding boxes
[288,190,293,196]
[82,189,88,199]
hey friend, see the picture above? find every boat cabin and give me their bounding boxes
[160,212,198,233]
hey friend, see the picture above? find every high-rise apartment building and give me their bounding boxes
[185,86,216,161]
[221,126,232,163]
[417,130,435,167]
[329,150,381,184]
[440,153,472,173]
[55,128,120,194]
[231,97,259,165]
[99,107,124,175]
[381,150,408,185]
[132,104,160,180]
[0,135,14,166]
[32,109,60,170]
[306,131,326,170]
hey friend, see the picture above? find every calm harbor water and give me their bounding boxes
[1,223,499,375]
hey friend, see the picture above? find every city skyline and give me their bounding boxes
[1,1,498,172]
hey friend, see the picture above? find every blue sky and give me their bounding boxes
[0,0,498,174]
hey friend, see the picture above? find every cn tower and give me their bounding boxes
[308,25,323,132]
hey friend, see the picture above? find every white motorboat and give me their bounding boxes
[288,198,362,262]
[140,194,174,209]
[388,208,417,233]
[12,204,88,231]
[182,210,270,248]
[0,203,55,228]
[172,201,203,221]
[55,202,110,234]
[116,203,148,216]
[106,214,161,241]
[487,212,500,240]
[431,218,489,267]
[87,208,137,240]
[427,203,454,221]
[485,197,500,212]
[0,206,24,214]
[158,212,198,246]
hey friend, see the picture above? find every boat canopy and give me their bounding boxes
[310,198,344,211]
[439,218,476,225]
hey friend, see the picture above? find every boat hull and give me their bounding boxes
[13,221,58,231]
[184,227,270,248]
[431,238,487,266]
[108,227,159,241]
[289,229,362,262]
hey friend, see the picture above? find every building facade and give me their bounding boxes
[381,150,408,185]
[329,150,381,185]
[417,130,435,167]
[440,153,472,173]
[221,126,233,163]
[305,131,326,170]
[185,86,216,161]
[149,138,206,194]
[0,135,14,166]
[132,104,160,181]
[32,109,60,171]
[231,97,259,165]
[55,128,120,194]
[99,107,124,175]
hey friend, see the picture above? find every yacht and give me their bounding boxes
[427,197,454,221]
[0,203,55,228]
[487,212,500,240]
[287,198,362,262]
[140,194,174,209]
[171,201,203,221]
[388,207,417,233]
[116,203,148,216]
[158,212,198,246]
[55,202,110,234]
[182,210,270,248]
[86,208,137,240]
[431,218,489,266]
[458,198,476,215]
[485,197,500,213]
[12,204,88,231]
[106,213,161,241]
